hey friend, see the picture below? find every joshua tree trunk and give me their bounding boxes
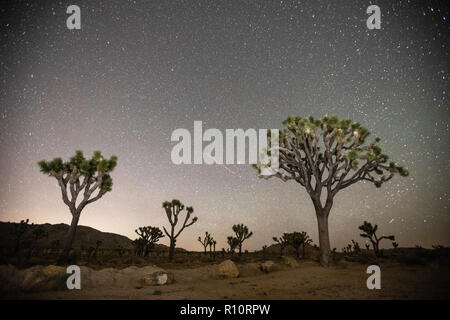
[238,244,242,256]
[314,199,332,266]
[59,213,80,264]
[169,238,175,261]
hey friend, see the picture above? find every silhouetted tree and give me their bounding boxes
[227,236,239,254]
[162,199,198,261]
[255,115,408,265]
[38,150,117,264]
[10,219,30,255]
[273,233,290,257]
[285,232,309,258]
[359,221,395,257]
[232,224,253,256]
[198,232,212,254]
[134,226,164,257]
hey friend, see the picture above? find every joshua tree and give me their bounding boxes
[273,233,290,257]
[285,232,310,258]
[198,232,212,254]
[227,236,239,254]
[254,115,408,266]
[262,245,268,260]
[134,226,164,257]
[93,240,103,258]
[210,240,217,258]
[209,238,215,254]
[359,221,395,257]
[232,224,253,256]
[38,150,117,264]
[392,242,399,249]
[162,199,198,261]
[365,243,370,250]
[351,239,361,254]
[28,225,48,259]
[10,219,30,255]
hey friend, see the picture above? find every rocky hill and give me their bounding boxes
[0,221,172,251]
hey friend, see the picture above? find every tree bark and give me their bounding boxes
[316,212,331,266]
[58,213,80,264]
[168,238,175,261]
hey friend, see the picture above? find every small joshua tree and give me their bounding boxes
[10,219,30,255]
[359,221,394,257]
[134,226,164,257]
[254,115,409,266]
[210,240,217,258]
[392,242,399,249]
[198,232,212,254]
[351,239,361,254]
[38,150,117,264]
[28,225,48,259]
[209,238,215,255]
[285,231,310,258]
[227,236,239,254]
[162,199,198,261]
[232,224,253,256]
[262,245,268,260]
[273,233,290,257]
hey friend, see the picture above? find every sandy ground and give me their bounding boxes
[10,260,450,300]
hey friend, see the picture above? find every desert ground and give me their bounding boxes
[1,257,449,300]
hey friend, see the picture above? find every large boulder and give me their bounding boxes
[281,256,299,268]
[259,261,275,273]
[21,265,67,292]
[217,259,239,278]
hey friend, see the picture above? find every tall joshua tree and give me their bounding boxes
[198,231,212,254]
[273,233,290,257]
[162,199,198,261]
[232,224,253,256]
[254,115,408,266]
[38,150,117,264]
[359,221,395,257]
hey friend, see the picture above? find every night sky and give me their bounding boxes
[0,0,449,251]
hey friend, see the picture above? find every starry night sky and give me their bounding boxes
[0,0,449,251]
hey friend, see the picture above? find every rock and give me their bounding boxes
[217,259,239,278]
[21,265,67,292]
[281,256,299,268]
[139,271,174,286]
[259,261,275,273]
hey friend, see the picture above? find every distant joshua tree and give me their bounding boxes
[28,225,48,258]
[392,242,399,249]
[227,236,239,254]
[359,221,395,257]
[10,219,30,255]
[198,232,212,255]
[232,224,253,256]
[38,150,118,264]
[262,245,268,260]
[134,226,164,257]
[285,231,310,258]
[273,233,290,257]
[254,115,409,266]
[162,199,198,261]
